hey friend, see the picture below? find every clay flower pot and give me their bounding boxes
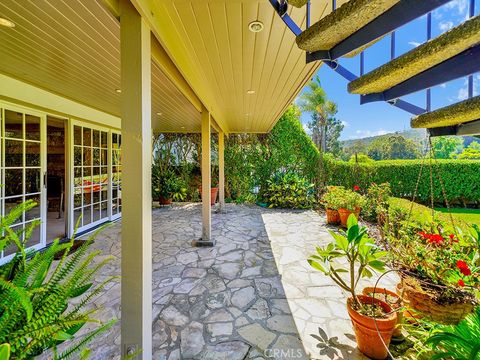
[347,295,397,360]
[326,208,340,224]
[198,186,219,206]
[363,287,403,338]
[158,196,172,206]
[338,207,361,227]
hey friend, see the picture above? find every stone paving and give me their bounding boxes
[64,203,397,359]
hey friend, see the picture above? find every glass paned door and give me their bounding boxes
[72,124,110,232]
[1,106,45,262]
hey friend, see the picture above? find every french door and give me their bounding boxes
[0,104,46,263]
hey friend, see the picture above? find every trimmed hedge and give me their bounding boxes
[324,159,480,205]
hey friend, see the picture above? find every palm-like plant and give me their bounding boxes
[0,200,117,360]
[426,306,480,359]
[298,75,338,153]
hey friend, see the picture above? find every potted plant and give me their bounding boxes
[362,287,403,338]
[308,215,397,359]
[198,185,219,206]
[335,186,365,227]
[153,170,186,205]
[321,186,343,224]
[387,223,479,325]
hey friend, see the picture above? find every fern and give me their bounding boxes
[0,201,117,359]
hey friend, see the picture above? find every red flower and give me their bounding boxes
[456,260,471,276]
[353,185,360,191]
[458,279,465,287]
[449,234,459,243]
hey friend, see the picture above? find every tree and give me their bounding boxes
[430,136,463,159]
[367,135,420,160]
[298,76,341,154]
[349,153,374,163]
[457,141,480,159]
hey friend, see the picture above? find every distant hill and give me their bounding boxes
[342,129,478,150]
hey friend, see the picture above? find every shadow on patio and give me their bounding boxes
[78,203,369,359]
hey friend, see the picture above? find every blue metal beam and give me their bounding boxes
[268,0,302,36]
[360,45,480,104]
[306,0,451,62]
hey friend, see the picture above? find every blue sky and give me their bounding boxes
[297,0,480,140]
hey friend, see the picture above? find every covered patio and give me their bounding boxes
[71,203,387,359]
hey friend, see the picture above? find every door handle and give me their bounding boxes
[44,172,47,189]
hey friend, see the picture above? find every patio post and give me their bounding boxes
[194,106,214,246]
[218,130,225,212]
[120,0,152,358]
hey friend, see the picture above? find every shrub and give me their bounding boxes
[324,158,480,205]
[321,186,365,211]
[321,186,345,210]
[0,201,116,359]
[363,183,391,222]
[265,172,316,209]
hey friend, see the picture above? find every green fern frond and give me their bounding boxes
[53,319,116,360]
[0,279,33,320]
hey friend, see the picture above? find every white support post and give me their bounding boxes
[193,107,214,246]
[218,131,225,213]
[120,0,152,358]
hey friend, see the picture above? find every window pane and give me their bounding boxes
[83,128,91,146]
[93,148,100,166]
[5,169,23,197]
[74,126,82,146]
[5,110,23,139]
[5,197,23,224]
[25,114,40,141]
[25,194,41,221]
[5,139,23,167]
[74,208,82,228]
[25,222,41,248]
[83,147,92,166]
[83,189,92,205]
[74,146,82,166]
[74,167,82,186]
[25,169,41,194]
[25,142,40,166]
[83,206,92,226]
[101,132,107,148]
[101,149,108,166]
[93,130,100,147]
[74,189,82,208]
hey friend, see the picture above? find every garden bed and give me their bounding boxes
[348,16,480,94]
[411,95,480,129]
[296,0,399,52]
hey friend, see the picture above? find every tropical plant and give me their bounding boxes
[0,200,117,360]
[152,169,186,201]
[298,75,339,153]
[264,172,316,209]
[363,182,391,223]
[308,215,387,309]
[426,306,480,359]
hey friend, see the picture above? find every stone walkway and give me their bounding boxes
[61,203,397,359]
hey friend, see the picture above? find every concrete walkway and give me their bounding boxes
[56,203,397,359]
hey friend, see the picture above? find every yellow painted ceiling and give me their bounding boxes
[0,0,347,133]
[135,0,348,133]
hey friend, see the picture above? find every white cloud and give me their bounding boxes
[445,0,468,15]
[439,83,447,89]
[438,21,454,32]
[408,41,421,48]
[349,129,388,139]
[457,87,469,101]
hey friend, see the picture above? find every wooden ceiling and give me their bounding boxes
[0,0,346,133]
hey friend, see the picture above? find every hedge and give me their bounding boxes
[324,158,480,205]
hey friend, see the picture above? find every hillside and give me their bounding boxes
[342,129,478,150]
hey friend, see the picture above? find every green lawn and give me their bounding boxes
[435,207,480,226]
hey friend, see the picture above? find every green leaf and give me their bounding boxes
[308,259,327,274]
[54,331,74,341]
[0,344,10,360]
[346,213,358,229]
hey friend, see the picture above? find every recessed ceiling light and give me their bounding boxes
[248,21,264,33]
[247,90,255,95]
[156,112,162,116]
[115,88,122,93]
[245,113,250,116]
[0,18,15,28]
[181,126,185,129]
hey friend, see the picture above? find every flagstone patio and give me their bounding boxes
[72,203,398,360]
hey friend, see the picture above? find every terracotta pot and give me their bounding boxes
[158,196,172,206]
[198,187,219,206]
[326,208,340,224]
[347,295,397,360]
[363,287,403,337]
[338,207,361,227]
[397,276,476,325]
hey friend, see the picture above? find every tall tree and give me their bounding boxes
[298,76,340,153]
[367,135,420,160]
[431,136,464,159]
